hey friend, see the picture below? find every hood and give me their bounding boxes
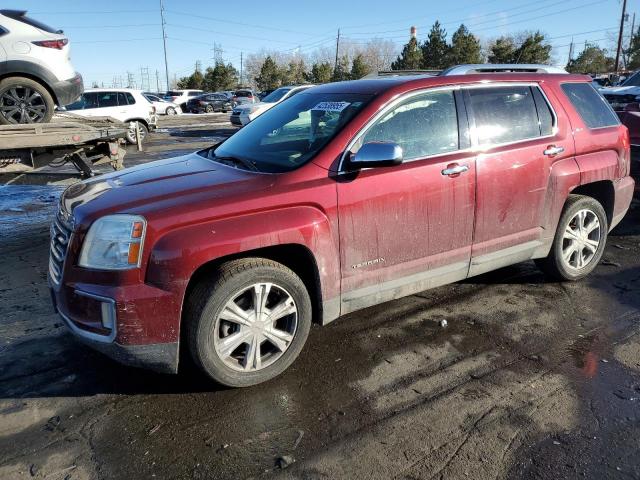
[62,151,275,229]
[600,85,640,96]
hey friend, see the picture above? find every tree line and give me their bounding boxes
[175,21,640,92]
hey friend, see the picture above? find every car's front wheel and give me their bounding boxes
[186,258,312,387]
[205,104,214,113]
[0,76,55,125]
[166,106,177,115]
[535,195,608,281]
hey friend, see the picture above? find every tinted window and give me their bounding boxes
[262,88,291,103]
[468,86,540,145]
[0,10,59,33]
[532,87,554,136]
[358,90,459,160]
[117,92,128,106]
[65,92,98,110]
[0,25,8,36]
[97,92,118,107]
[125,93,136,105]
[166,91,180,96]
[235,90,252,97]
[188,91,201,96]
[561,83,619,129]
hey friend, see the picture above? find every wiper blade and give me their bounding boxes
[214,155,259,172]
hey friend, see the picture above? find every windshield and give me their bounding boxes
[622,72,640,87]
[209,92,372,173]
[262,88,291,103]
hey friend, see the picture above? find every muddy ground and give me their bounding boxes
[1,114,640,480]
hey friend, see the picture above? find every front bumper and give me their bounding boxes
[50,281,179,374]
[52,72,84,106]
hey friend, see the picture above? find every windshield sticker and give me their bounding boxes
[311,101,351,112]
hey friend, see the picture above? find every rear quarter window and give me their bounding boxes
[561,83,619,129]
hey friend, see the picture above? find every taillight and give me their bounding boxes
[32,38,68,50]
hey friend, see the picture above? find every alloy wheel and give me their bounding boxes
[561,209,601,270]
[0,86,47,124]
[213,282,298,372]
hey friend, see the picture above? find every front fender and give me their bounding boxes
[145,205,340,316]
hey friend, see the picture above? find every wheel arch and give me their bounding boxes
[570,180,615,229]
[124,117,150,129]
[0,63,59,104]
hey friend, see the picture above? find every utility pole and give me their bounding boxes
[614,0,628,72]
[160,0,170,91]
[568,39,575,65]
[334,28,340,73]
[155,70,160,92]
[240,52,243,86]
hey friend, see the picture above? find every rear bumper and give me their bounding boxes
[52,72,84,106]
[50,281,180,374]
[611,175,635,230]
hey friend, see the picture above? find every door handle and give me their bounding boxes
[441,164,469,176]
[543,145,564,156]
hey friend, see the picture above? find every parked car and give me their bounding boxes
[164,89,203,109]
[600,70,640,146]
[186,93,232,113]
[231,85,313,126]
[64,88,157,144]
[258,89,275,100]
[231,89,258,105]
[0,9,83,124]
[50,65,634,387]
[143,93,181,115]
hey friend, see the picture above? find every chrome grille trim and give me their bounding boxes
[49,210,72,286]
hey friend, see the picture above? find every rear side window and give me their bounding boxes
[467,86,541,146]
[188,91,201,96]
[117,92,128,106]
[532,87,554,136]
[97,92,118,108]
[125,93,136,105]
[0,10,59,34]
[561,83,619,129]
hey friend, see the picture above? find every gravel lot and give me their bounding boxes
[1,114,640,480]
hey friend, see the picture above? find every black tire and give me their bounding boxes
[535,194,608,281]
[205,104,214,113]
[185,258,312,387]
[166,106,176,115]
[125,121,148,144]
[0,76,55,125]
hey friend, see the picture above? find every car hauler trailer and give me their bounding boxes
[0,113,129,178]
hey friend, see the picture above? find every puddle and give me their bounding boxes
[0,185,63,236]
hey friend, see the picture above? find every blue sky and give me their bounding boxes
[15,0,631,89]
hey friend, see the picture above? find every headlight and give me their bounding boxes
[79,214,146,270]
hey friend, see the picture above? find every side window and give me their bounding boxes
[532,87,554,136]
[561,83,619,129]
[0,26,8,36]
[125,93,136,105]
[81,92,99,109]
[97,92,118,108]
[117,92,128,106]
[467,86,540,146]
[357,90,459,160]
[189,91,201,96]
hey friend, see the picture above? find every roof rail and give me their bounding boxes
[440,64,567,76]
[363,70,441,79]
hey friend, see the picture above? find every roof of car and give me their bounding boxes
[85,88,144,93]
[306,72,591,96]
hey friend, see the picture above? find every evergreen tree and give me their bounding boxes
[255,56,281,90]
[283,59,307,84]
[448,24,483,66]
[488,37,517,63]
[514,32,551,64]
[391,37,423,70]
[309,62,333,83]
[203,62,239,91]
[350,54,370,79]
[421,21,450,69]
[331,55,350,82]
[566,44,614,74]
[176,69,204,89]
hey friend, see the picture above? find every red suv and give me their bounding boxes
[49,65,634,387]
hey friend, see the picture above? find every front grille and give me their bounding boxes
[49,211,72,286]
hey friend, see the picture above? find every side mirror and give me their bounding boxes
[348,142,403,169]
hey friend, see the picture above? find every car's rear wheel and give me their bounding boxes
[186,258,312,387]
[205,104,214,113]
[535,195,608,281]
[0,77,54,125]
[166,106,177,115]
[125,121,148,144]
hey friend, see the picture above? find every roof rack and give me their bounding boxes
[440,64,567,76]
[363,70,441,79]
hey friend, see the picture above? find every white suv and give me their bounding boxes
[164,89,203,109]
[64,89,158,144]
[0,9,83,124]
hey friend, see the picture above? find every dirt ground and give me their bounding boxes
[1,114,640,480]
